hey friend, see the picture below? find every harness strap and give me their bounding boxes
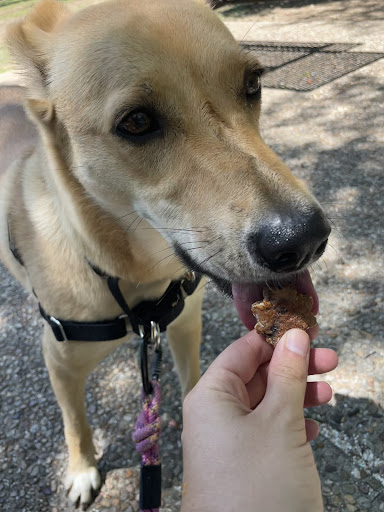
[88,263,200,336]
[38,304,129,342]
[89,261,200,337]
[129,281,186,334]
[7,214,202,343]
[107,276,141,335]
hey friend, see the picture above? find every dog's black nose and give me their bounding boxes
[248,208,331,273]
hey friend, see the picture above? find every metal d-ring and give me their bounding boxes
[185,270,196,282]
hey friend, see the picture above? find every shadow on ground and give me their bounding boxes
[259,71,384,248]
[310,394,384,509]
[216,0,384,23]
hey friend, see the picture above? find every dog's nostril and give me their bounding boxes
[275,252,299,269]
[315,239,328,257]
[301,253,311,267]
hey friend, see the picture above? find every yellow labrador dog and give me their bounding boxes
[0,0,330,507]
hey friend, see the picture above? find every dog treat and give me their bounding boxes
[251,286,316,346]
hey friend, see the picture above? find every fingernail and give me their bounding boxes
[284,329,309,357]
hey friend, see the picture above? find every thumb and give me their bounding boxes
[262,329,310,416]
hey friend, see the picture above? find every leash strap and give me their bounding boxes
[140,464,162,512]
[132,381,162,511]
[133,332,162,512]
[132,326,163,511]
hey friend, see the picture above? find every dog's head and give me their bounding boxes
[7,0,330,324]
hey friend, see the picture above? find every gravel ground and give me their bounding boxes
[1,1,384,511]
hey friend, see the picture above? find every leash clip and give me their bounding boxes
[139,321,162,395]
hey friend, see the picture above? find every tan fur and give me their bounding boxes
[0,0,323,506]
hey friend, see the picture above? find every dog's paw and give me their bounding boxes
[65,466,101,510]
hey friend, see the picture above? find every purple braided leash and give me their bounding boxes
[132,381,161,512]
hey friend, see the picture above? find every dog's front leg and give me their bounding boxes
[42,325,122,508]
[166,278,206,397]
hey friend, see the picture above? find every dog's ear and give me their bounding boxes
[5,0,70,100]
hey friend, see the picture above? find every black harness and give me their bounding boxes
[7,218,202,344]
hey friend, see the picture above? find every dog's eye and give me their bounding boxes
[116,110,160,139]
[244,70,262,97]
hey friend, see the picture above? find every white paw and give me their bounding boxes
[65,466,101,509]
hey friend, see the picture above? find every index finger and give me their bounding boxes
[208,329,274,385]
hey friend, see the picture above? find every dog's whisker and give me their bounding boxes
[320,257,329,272]
[169,264,190,281]
[117,210,138,220]
[310,175,351,188]
[125,227,206,233]
[207,236,222,246]
[328,219,352,245]
[308,262,318,279]
[124,215,141,233]
[155,274,185,306]
[148,240,212,259]
[149,246,177,257]
[132,217,144,234]
[237,19,261,51]
[165,255,181,270]
[197,248,224,268]
[327,242,341,257]
[148,252,177,272]
[195,278,213,295]
[270,274,280,290]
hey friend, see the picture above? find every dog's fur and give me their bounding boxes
[0,0,326,506]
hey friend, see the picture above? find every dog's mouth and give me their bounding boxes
[175,243,318,330]
[230,269,318,330]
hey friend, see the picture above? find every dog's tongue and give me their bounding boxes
[232,269,319,330]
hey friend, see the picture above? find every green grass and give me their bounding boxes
[0,45,11,74]
[0,0,82,21]
[0,0,101,73]
[1,1,40,20]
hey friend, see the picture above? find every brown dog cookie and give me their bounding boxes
[251,286,316,346]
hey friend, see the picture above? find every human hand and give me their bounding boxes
[181,328,338,512]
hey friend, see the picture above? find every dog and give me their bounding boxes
[0,0,331,508]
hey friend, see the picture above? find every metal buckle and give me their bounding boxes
[50,316,68,342]
[181,270,197,296]
[185,270,196,282]
[139,321,162,395]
